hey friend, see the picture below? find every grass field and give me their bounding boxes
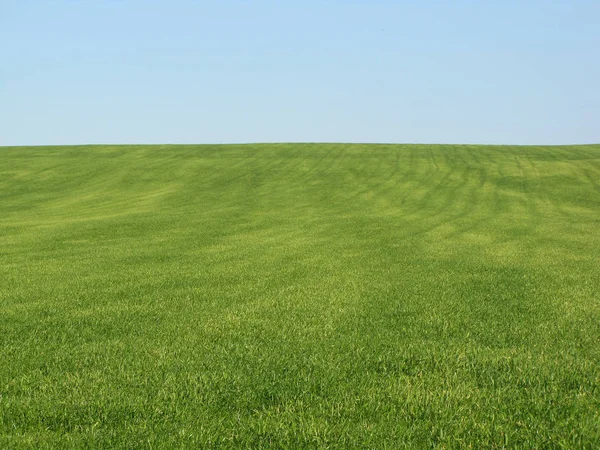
[1,143,599,448]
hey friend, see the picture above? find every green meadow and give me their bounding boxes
[1,143,599,448]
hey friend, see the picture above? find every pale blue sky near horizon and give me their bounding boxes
[1,0,599,146]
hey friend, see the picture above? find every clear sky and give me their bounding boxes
[1,0,598,146]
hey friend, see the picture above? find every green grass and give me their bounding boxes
[1,143,599,448]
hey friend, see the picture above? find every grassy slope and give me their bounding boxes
[1,143,599,448]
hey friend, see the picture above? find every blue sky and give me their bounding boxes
[1,0,598,146]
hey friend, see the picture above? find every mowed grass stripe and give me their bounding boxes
[1,143,599,448]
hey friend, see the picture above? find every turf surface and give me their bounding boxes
[1,143,599,448]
